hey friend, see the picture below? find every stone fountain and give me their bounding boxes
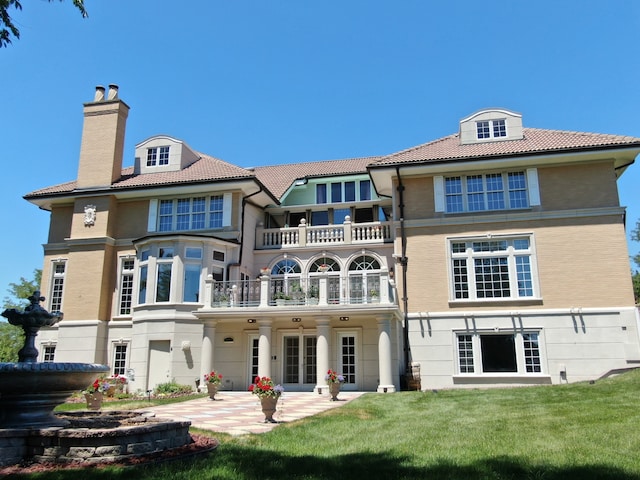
[0,292,195,468]
[0,291,109,428]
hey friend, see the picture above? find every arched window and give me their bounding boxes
[309,257,341,304]
[271,259,303,303]
[348,255,381,303]
[272,259,301,275]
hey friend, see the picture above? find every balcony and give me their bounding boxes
[256,218,393,249]
[199,269,396,311]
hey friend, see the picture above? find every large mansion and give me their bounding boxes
[27,85,640,393]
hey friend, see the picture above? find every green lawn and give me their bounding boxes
[19,371,640,479]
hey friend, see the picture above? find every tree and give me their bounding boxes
[0,269,40,361]
[2,269,41,310]
[0,0,87,47]
[632,219,640,305]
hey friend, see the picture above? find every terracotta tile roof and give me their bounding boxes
[25,128,640,201]
[25,153,255,199]
[372,128,640,166]
[254,156,382,199]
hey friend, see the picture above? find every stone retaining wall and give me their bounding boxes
[0,414,192,467]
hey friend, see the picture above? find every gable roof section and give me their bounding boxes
[371,128,640,167]
[253,156,381,199]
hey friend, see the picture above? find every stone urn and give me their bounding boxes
[85,392,104,411]
[260,396,279,423]
[207,383,219,400]
[329,382,341,401]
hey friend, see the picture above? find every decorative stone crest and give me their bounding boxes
[84,204,97,226]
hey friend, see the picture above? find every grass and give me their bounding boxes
[17,370,640,479]
[53,393,208,412]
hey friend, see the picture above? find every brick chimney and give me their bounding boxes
[76,84,130,189]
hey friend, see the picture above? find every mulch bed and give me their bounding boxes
[0,433,218,475]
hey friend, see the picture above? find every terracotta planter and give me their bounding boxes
[207,383,219,400]
[85,392,104,411]
[329,382,341,401]
[260,395,279,423]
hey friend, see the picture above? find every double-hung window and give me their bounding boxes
[118,258,135,315]
[50,261,66,312]
[112,344,128,376]
[456,332,542,374]
[450,236,536,301]
[146,146,170,166]
[476,119,506,140]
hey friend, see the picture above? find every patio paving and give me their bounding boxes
[140,390,365,435]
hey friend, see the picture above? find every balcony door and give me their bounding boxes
[282,334,317,390]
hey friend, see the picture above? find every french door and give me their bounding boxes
[337,332,358,390]
[283,334,317,389]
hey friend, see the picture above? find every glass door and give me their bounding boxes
[337,332,358,390]
[283,334,316,390]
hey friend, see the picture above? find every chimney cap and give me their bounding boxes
[107,84,119,100]
[94,85,105,102]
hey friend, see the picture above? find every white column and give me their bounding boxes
[259,274,270,307]
[199,320,217,392]
[377,315,396,393]
[318,273,329,306]
[314,317,331,394]
[258,319,273,378]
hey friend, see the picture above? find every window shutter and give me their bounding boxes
[222,193,232,227]
[526,169,540,206]
[147,199,158,232]
[434,176,445,212]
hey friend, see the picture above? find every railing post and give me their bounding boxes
[343,216,352,245]
[318,272,329,306]
[204,274,214,308]
[298,218,307,247]
[260,273,270,307]
[379,268,390,304]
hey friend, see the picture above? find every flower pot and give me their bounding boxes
[207,383,219,400]
[329,382,341,401]
[260,396,279,423]
[85,392,103,411]
[307,298,319,306]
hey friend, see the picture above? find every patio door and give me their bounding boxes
[283,334,316,390]
[337,332,358,390]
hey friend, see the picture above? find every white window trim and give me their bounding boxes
[454,330,545,376]
[434,168,538,214]
[116,256,136,317]
[111,341,130,376]
[147,194,232,234]
[49,259,67,312]
[447,234,541,303]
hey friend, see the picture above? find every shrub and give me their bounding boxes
[154,381,193,396]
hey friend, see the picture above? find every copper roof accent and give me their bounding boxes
[253,156,381,199]
[371,128,640,167]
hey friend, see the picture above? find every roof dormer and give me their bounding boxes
[459,108,523,145]
[134,135,200,174]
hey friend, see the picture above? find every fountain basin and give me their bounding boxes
[0,362,109,428]
[0,411,195,467]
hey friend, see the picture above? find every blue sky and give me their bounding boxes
[1,0,639,296]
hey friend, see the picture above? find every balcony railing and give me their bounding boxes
[201,269,396,310]
[256,218,393,249]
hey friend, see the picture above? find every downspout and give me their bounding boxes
[395,166,410,384]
